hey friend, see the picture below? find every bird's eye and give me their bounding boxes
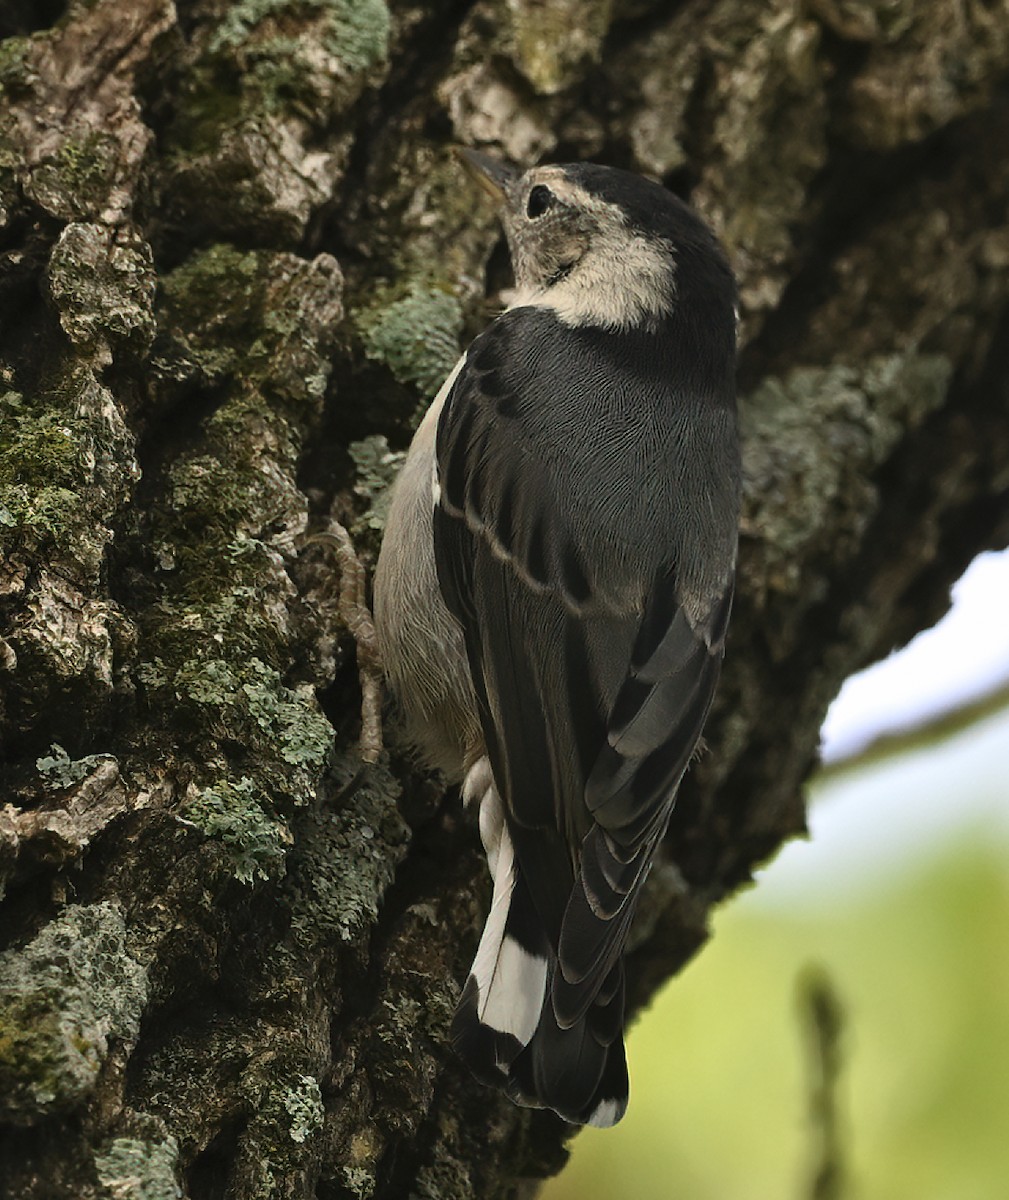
[526,185,555,219]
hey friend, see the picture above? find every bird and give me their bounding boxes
[372,150,740,1127]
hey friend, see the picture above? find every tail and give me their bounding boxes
[451,775,628,1127]
[506,943,629,1129]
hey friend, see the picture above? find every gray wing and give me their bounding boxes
[436,305,737,1038]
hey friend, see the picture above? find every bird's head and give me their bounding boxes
[457,149,734,333]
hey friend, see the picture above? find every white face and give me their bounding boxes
[501,166,676,331]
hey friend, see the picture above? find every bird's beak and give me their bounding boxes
[455,148,520,203]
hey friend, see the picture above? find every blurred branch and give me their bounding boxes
[798,967,847,1200]
[817,677,1009,784]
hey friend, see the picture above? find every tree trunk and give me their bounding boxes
[0,0,1006,1196]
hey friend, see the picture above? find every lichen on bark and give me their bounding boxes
[0,0,1007,1197]
[0,902,148,1121]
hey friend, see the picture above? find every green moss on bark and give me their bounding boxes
[209,0,390,74]
[504,0,615,95]
[155,245,339,409]
[184,776,290,884]
[0,366,138,579]
[283,1074,324,1144]
[94,1136,183,1200]
[285,755,410,947]
[27,133,123,222]
[45,223,157,360]
[0,903,148,1122]
[738,350,953,662]
[158,0,389,244]
[354,280,463,399]
[0,36,36,106]
[134,245,343,879]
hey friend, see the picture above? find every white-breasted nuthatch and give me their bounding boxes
[373,151,740,1127]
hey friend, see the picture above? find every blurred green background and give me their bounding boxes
[544,690,1009,1200]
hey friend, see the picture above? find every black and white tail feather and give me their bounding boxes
[452,766,628,1127]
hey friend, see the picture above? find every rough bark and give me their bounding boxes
[0,0,1006,1197]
